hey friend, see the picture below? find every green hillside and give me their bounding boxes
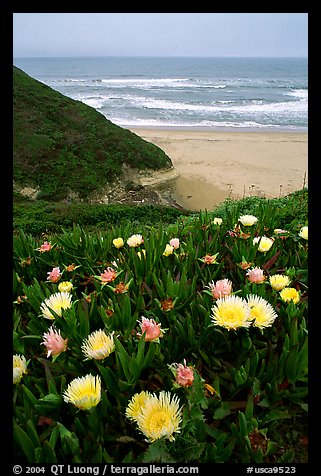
[13,66,173,201]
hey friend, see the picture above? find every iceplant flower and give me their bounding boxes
[13,354,28,384]
[169,238,180,249]
[207,278,233,299]
[47,267,61,283]
[246,295,278,329]
[299,226,308,240]
[137,316,164,342]
[269,274,290,291]
[211,295,252,331]
[63,374,101,411]
[160,297,174,312]
[40,292,73,320]
[170,359,194,387]
[42,325,68,358]
[274,228,289,239]
[65,263,79,272]
[239,215,258,226]
[163,244,174,256]
[279,287,300,305]
[201,253,219,265]
[37,241,52,253]
[238,259,254,270]
[213,217,223,226]
[82,329,115,360]
[134,391,182,442]
[113,237,124,249]
[253,236,274,252]
[58,281,73,293]
[126,391,151,422]
[137,249,146,259]
[113,282,129,294]
[100,267,117,283]
[246,267,266,284]
[127,234,144,247]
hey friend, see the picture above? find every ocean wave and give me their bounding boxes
[56,76,230,90]
[109,116,304,130]
[99,95,308,115]
[100,78,192,89]
[285,89,308,99]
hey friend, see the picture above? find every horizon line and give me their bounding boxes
[13,54,308,59]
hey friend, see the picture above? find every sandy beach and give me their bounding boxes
[130,128,308,211]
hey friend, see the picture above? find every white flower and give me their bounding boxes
[40,292,73,320]
[82,330,115,360]
[239,215,258,226]
[127,234,144,247]
[13,354,28,384]
[213,217,223,226]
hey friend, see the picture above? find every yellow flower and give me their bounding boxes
[63,374,101,410]
[280,287,300,304]
[135,391,182,442]
[82,329,115,360]
[247,295,278,329]
[40,292,73,320]
[163,244,174,257]
[298,226,308,240]
[253,236,274,252]
[13,354,28,384]
[113,237,124,248]
[137,249,146,259]
[58,281,73,293]
[126,391,151,422]
[211,295,252,331]
[239,215,258,226]
[269,274,290,291]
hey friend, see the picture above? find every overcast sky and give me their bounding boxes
[13,13,308,58]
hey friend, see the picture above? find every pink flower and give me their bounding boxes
[39,241,52,253]
[42,326,68,358]
[174,360,194,387]
[137,316,164,342]
[100,267,117,283]
[246,267,266,284]
[169,238,180,250]
[207,278,233,299]
[47,267,61,283]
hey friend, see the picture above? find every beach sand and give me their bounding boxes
[130,128,308,211]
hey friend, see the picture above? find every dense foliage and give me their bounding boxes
[13,188,308,237]
[13,196,186,236]
[13,67,172,201]
[13,193,308,464]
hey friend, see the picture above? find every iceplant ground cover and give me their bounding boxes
[13,201,308,464]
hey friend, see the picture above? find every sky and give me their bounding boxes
[13,13,308,58]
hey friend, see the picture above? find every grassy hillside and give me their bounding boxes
[13,66,172,201]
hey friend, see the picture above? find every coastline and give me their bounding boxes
[129,127,308,211]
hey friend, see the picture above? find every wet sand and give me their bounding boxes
[130,128,308,211]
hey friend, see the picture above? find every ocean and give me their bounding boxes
[13,56,308,131]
